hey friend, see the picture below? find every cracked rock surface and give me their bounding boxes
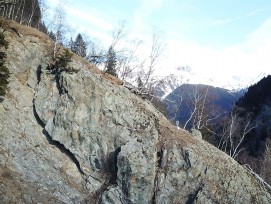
[1,19,271,203]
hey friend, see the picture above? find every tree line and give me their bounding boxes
[0,0,47,31]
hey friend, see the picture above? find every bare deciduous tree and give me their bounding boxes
[101,20,128,77]
[111,20,127,49]
[38,0,48,16]
[14,0,23,22]
[27,0,38,26]
[182,85,209,129]
[48,4,67,58]
[0,0,17,20]
[86,39,106,66]
[19,0,25,24]
[117,39,143,81]
[218,110,258,159]
[165,76,226,136]
[141,30,165,92]
[37,0,48,29]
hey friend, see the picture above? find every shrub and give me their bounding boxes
[48,49,78,73]
[47,49,78,95]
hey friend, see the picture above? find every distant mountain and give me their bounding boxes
[164,84,244,129]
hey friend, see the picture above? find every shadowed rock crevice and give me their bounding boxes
[152,155,161,204]
[36,65,41,84]
[32,99,84,175]
[106,147,121,184]
[55,71,67,95]
[182,149,192,169]
[157,145,168,169]
[95,147,122,202]
[46,64,68,95]
[186,184,204,204]
[157,150,162,168]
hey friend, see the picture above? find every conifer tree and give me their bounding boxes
[104,46,118,77]
[71,33,86,58]
[48,31,56,41]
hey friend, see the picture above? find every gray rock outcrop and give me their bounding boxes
[191,128,202,139]
[0,19,271,203]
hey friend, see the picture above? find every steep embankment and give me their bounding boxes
[0,19,271,203]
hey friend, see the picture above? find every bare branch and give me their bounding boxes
[218,109,257,159]
[141,30,165,91]
[111,20,127,49]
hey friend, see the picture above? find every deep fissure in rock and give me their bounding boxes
[32,99,84,175]
[152,147,164,204]
[151,171,159,204]
[42,129,84,175]
[157,150,162,168]
[36,65,41,84]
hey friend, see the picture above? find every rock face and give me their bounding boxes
[0,19,271,203]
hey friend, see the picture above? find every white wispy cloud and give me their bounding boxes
[160,17,271,89]
[64,6,113,31]
[212,7,271,26]
[46,0,113,44]
[45,0,271,89]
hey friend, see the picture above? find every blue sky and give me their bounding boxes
[47,0,271,89]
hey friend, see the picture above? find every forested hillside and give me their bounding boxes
[235,75,271,155]
[0,0,45,30]
[228,75,271,184]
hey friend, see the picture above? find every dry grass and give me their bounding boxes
[0,18,50,43]
[71,53,123,85]
[158,117,235,167]
[158,118,195,149]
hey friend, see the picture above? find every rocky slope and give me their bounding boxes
[0,19,271,203]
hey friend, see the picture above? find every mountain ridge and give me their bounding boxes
[164,83,244,128]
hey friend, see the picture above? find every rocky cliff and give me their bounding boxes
[0,19,271,204]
